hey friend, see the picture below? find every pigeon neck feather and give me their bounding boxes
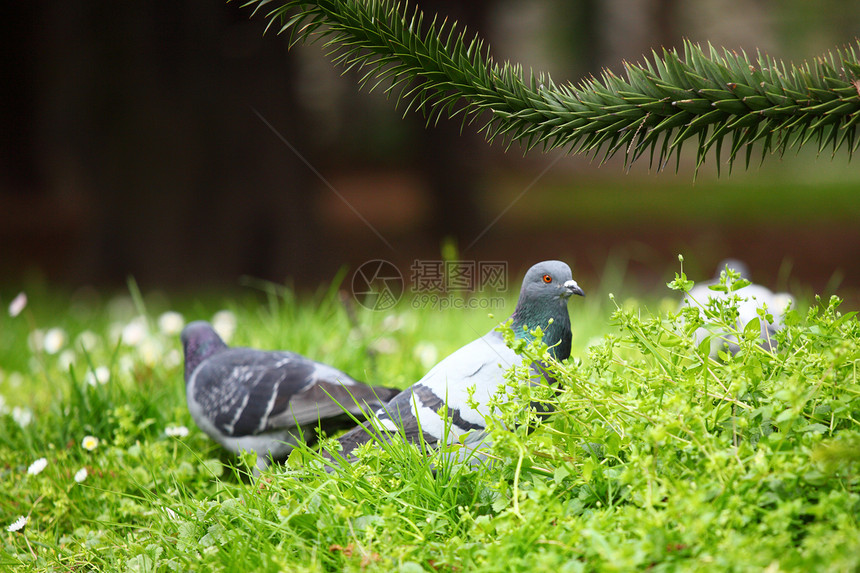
[183,332,228,382]
[510,298,572,361]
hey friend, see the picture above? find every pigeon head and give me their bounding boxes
[180,321,228,382]
[510,260,584,361]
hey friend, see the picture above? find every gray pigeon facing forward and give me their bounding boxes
[331,260,584,463]
[682,259,794,355]
[181,321,400,472]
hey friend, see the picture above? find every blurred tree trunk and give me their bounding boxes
[412,0,491,247]
[0,4,43,195]
[23,1,320,286]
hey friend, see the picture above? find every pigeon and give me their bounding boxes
[682,259,794,355]
[329,260,584,464]
[180,321,400,472]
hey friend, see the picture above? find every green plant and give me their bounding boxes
[1,273,857,571]
[248,0,860,172]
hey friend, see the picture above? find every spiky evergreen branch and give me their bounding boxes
[249,0,860,170]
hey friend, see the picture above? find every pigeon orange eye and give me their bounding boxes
[542,274,552,283]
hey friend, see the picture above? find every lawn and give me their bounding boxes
[1,267,858,572]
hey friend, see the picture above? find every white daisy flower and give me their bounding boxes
[369,336,398,354]
[117,355,135,377]
[137,339,162,367]
[27,457,48,476]
[74,468,88,483]
[212,310,237,343]
[8,292,27,317]
[12,406,32,428]
[157,311,185,336]
[27,329,44,353]
[121,317,148,347]
[413,341,439,369]
[163,349,182,370]
[7,371,23,387]
[85,366,111,387]
[165,425,189,438]
[81,435,99,451]
[43,328,68,355]
[382,314,405,332]
[7,516,28,532]
[58,349,77,371]
[76,330,100,352]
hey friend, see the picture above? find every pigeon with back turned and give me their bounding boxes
[682,258,794,355]
[181,321,400,472]
[330,260,584,463]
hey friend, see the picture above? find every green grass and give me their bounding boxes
[0,270,858,572]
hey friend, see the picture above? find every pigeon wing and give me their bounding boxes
[268,372,399,430]
[335,330,523,457]
[333,388,440,458]
[192,349,394,438]
[189,349,308,437]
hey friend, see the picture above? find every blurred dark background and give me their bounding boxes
[2,1,859,301]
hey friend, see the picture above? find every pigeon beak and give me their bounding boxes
[563,279,585,298]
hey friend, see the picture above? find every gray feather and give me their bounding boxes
[329,260,584,464]
[180,321,399,471]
